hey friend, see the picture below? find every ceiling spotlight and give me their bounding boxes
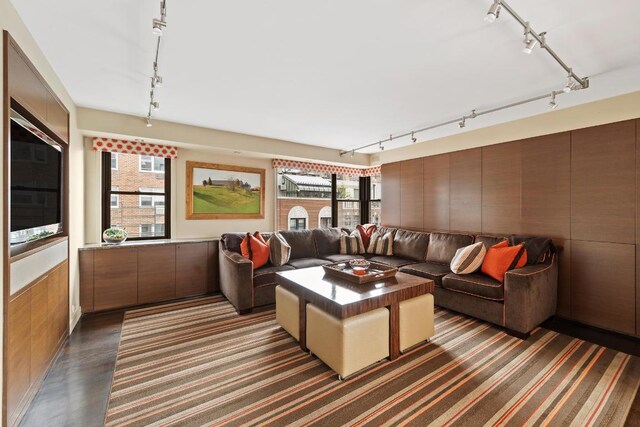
[522,38,538,54]
[379,141,384,151]
[484,0,501,23]
[459,117,466,128]
[411,131,417,144]
[563,70,574,93]
[549,92,558,110]
[146,117,153,127]
[152,18,166,36]
[153,75,163,88]
[151,101,160,110]
[350,150,355,158]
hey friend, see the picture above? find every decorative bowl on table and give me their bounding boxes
[349,259,370,275]
[103,227,127,244]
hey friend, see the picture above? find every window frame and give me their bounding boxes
[102,152,171,241]
[111,153,118,170]
[138,155,165,173]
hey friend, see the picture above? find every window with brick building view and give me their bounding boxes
[104,152,169,239]
[276,169,381,231]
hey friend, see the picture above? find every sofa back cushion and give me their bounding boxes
[393,229,430,261]
[426,232,474,264]
[509,235,552,265]
[312,228,342,256]
[279,229,318,259]
[221,233,245,254]
[376,226,397,237]
[474,234,508,249]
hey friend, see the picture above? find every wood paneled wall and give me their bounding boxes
[6,261,69,426]
[380,119,640,337]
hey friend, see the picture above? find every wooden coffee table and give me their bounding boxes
[275,266,435,360]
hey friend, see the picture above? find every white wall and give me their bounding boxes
[1,2,85,415]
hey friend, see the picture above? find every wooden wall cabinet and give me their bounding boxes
[80,240,219,314]
[6,261,69,425]
[380,119,640,337]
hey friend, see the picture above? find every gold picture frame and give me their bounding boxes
[186,161,265,219]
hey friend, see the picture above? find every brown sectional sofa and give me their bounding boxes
[219,227,558,336]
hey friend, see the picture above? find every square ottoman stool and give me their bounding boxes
[399,293,434,352]
[306,304,389,379]
[275,285,299,340]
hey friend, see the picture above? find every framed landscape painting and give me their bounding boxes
[186,161,265,219]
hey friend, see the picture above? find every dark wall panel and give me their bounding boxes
[449,149,481,232]
[554,239,571,318]
[571,120,636,244]
[482,142,521,234]
[400,158,424,230]
[571,240,635,335]
[521,133,571,239]
[423,154,450,231]
[381,162,401,227]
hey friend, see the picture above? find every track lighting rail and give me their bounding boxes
[340,0,590,155]
[145,0,167,127]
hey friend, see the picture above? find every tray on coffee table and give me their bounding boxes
[322,262,398,284]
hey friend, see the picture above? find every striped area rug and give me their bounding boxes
[105,296,640,426]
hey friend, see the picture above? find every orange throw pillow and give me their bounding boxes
[240,232,269,270]
[481,241,527,283]
[356,224,377,248]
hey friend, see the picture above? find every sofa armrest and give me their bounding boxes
[503,257,558,335]
[218,242,254,313]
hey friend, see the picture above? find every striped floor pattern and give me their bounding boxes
[105,296,640,426]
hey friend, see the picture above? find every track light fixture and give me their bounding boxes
[350,150,355,158]
[458,117,466,128]
[484,0,501,23]
[563,69,575,93]
[411,131,417,143]
[549,92,558,110]
[379,141,384,151]
[522,22,538,54]
[144,1,168,127]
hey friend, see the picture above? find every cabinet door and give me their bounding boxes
[7,291,31,421]
[176,243,208,298]
[94,248,138,311]
[31,275,51,384]
[138,245,176,304]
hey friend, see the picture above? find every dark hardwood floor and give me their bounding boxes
[19,311,124,427]
[19,305,640,426]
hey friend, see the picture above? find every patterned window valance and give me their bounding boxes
[272,159,381,177]
[92,137,178,159]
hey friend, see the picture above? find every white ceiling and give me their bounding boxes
[11,0,640,153]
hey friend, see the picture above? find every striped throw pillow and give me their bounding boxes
[267,232,291,266]
[450,242,486,274]
[367,231,394,256]
[340,231,365,255]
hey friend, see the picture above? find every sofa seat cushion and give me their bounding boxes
[287,257,332,269]
[368,256,417,268]
[253,264,295,287]
[323,254,365,263]
[442,273,504,301]
[399,262,451,287]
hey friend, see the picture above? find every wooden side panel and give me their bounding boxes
[176,243,208,298]
[94,248,138,311]
[482,142,521,234]
[30,276,51,383]
[521,133,571,239]
[400,158,423,230]
[52,261,69,343]
[571,240,635,335]
[46,91,69,142]
[79,250,94,313]
[555,239,571,318]
[7,42,48,121]
[381,162,401,227]
[449,149,482,232]
[571,120,636,243]
[207,241,220,293]
[423,154,450,231]
[7,291,32,420]
[637,247,640,336]
[138,245,176,304]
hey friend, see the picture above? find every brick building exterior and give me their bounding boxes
[109,152,166,238]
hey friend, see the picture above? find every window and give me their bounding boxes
[336,173,360,228]
[289,218,306,230]
[111,153,118,170]
[369,174,382,225]
[103,152,171,240]
[139,155,165,173]
[110,186,119,208]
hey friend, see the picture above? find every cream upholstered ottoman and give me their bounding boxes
[275,285,299,340]
[306,304,389,379]
[399,293,435,352]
